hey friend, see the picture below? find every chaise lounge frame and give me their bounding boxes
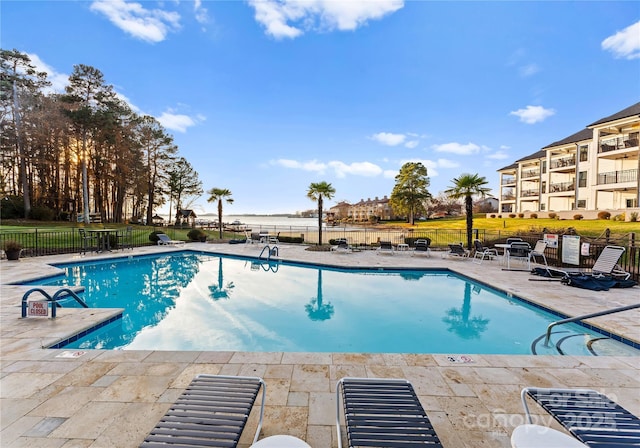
[140,374,266,448]
[336,377,443,448]
[521,387,640,447]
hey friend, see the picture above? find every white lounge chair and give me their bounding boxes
[157,233,185,246]
[472,239,498,264]
[377,241,394,255]
[331,238,353,253]
[541,245,630,280]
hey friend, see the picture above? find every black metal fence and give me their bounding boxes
[1,226,638,281]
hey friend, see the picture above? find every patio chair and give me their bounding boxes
[518,387,640,447]
[527,240,547,267]
[336,377,443,448]
[78,228,97,254]
[443,243,470,259]
[331,238,353,253]
[411,238,431,257]
[117,226,133,251]
[472,239,498,264]
[140,374,266,448]
[377,241,394,255]
[505,241,531,269]
[157,233,185,246]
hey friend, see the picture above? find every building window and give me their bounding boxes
[540,203,546,211]
[541,160,547,174]
[577,200,586,208]
[541,181,546,194]
[578,171,587,188]
[579,145,588,162]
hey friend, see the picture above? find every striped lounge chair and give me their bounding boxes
[336,377,443,447]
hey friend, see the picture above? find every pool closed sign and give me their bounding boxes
[28,301,49,317]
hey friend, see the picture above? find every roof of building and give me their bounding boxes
[515,149,546,162]
[542,128,593,149]
[176,209,197,218]
[588,101,640,127]
[497,162,518,171]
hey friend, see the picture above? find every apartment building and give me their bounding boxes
[498,102,640,219]
[328,196,396,222]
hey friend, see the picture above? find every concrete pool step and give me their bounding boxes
[532,331,640,356]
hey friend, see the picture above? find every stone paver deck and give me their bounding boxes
[1,242,639,447]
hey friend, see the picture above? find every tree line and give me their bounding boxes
[1,49,203,224]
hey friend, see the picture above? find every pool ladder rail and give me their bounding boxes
[531,303,640,356]
[21,287,88,319]
[259,244,279,260]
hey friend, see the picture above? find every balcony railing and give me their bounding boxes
[521,170,540,178]
[597,168,639,185]
[520,189,539,197]
[502,176,516,184]
[550,158,575,169]
[600,135,639,153]
[549,181,575,193]
[501,194,515,201]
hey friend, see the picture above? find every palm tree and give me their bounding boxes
[306,181,336,245]
[445,173,491,250]
[207,188,234,239]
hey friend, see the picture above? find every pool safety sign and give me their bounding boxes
[28,301,49,317]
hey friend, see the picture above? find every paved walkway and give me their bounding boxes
[1,242,639,447]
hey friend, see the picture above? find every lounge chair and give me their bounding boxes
[411,238,431,257]
[472,239,498,264]
[377,241,394,255]
[539,245,631,280]
[140,374,266,447]
[336,377,443,448]
[443,243,469,259]
[331,238,353,253]
[518,387,640,447]
[157,233,185,246]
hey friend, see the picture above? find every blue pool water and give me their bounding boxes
[27,251,618,354]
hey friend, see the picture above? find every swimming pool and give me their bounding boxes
[28,251,630,355]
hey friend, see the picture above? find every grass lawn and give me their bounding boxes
[384,216,640,237]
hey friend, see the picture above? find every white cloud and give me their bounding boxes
[404,140,419,149]
[436,158,459,168]
[156,111,202,132]
[487,150,510,160]
[247,0,403,39]
[328,161,382,178]
[90,0,181,43]
[432,142,482,155]
[194,0,209,25]
[519,63,540,77]
[602,21,640,60]
[371,132,406,146]
[509,105,555,124]
[273,159,327,173]
[25,53,68,94]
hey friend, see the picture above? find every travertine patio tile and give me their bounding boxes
[107,361,187,377]
[264,363,294,379]
[308,391,335,425]
[260,405,309,439]
[194,350,234,363]
[290,377,331,393]
[230,352,283,364]
[29,386,102,417]
[331,353,386,365]
[473,367,522,385]
[282,352,332,365]
[292,363,329,380]
[89,402,167,448]
[95,375,172,402]
[7,436,68,447]
[52,362,117,387]
[1,415,43,446]
[0,372,65,399]
[49,401,127,439]
[329,364,367,381]
[144,350,201,364]
[265,378,290,406]
[1,398,40,428]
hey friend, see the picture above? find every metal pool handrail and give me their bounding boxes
[21,287,89,318]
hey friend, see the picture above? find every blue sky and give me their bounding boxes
[3,1,639,215]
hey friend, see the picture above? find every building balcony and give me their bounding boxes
[550,157,575,170]
[501,195,515,201]
[521,170,539,179]
[520,189,539,198]
[597,168,638,185]
[599,135,639,153]
[549,181,575,193]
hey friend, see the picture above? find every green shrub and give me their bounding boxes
[509,213,516,218]
[29,205,56,221]
[530,213,538,219]
[597,211,611,220]
[490,214,496,218]
[548,212,557,219]
[278,235,304,244]
[149,231,164,243]
[0,195,25,219]
[573,214,583,220]
[518,213,524,218]
[497,214,502,218]
[187,228,207,241]
[613,213,625,222]
[631,212,638,222]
